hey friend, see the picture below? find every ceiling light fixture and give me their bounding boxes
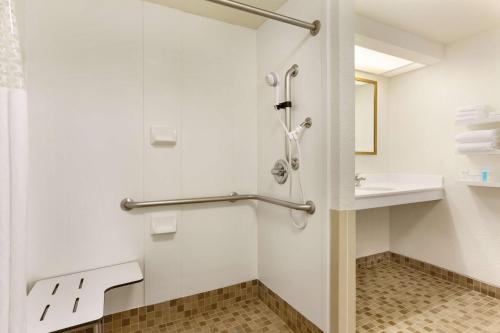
[355,45,418,76]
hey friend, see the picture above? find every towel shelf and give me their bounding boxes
[458,150,500,155]
[121,192,316,214]
[460,180,500,188]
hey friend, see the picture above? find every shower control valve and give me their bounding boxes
[271,159,289,184]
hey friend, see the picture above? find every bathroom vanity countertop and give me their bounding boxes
[355,173,444,210]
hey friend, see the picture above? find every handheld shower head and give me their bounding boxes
[265,72,279,87]
[265,72,281,106]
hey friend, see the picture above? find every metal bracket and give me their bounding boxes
[228,192,238,202]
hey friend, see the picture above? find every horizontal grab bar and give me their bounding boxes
[120,192,315,214]
[205,0,321,36]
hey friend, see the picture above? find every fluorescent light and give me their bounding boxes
[355,45,414,75]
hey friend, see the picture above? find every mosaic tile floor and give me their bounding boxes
[137,298,292,333]
[357,262,500,333]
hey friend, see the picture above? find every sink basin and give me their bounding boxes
[354,173,444,210]
[357,186,395,192]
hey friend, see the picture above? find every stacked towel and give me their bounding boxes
[455,129,500,143]
[455,105,500,124]
[456,142,499,153]
[455,129,500,153]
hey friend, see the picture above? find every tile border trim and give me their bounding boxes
[357,251,500,299]
[356,251,391,270]
[63,279,323,333]
[258,280,323,333]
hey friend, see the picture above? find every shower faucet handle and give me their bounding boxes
[271,168,285,176]
[271,159,289,184]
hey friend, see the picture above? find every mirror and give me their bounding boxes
[355,77,378,155]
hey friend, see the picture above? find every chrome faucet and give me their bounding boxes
[355,173,366,187]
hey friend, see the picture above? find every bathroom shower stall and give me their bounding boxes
[18,0,355,332]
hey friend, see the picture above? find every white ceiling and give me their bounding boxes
[355,0,500,44]
[146,0,288,29]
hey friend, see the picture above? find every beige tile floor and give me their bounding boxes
[66,298,292,333]
[357,262,500,333]
[135,298,292,333]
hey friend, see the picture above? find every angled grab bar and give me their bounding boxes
[120,192,315,214]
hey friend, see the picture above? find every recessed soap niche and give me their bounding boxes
[150,126,177,146]
[150,212,178,235]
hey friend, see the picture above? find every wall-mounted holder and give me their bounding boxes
[289,117,312,171]
[150,213,177,235]
[150,126,177,146]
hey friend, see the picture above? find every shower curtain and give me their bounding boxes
[0,0,27,332]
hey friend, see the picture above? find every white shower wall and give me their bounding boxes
[24,0,145,313]
[257,0,328,329]
[142,2,258,305]
[21,0,331,325]
[24,0,258,314]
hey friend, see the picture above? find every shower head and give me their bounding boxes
[266,72,281,107]
[265,72,279,87]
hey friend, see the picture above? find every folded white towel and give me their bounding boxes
[456,142,499,153]
[456,114,481,120]
[455,112,500,119]
[456,111,488,120]
[455,116,483,125]
[455,114,500,125]
[456,105,497,121]
[455,129,500,143]
[457,111,482,117]
[457,105,495,114]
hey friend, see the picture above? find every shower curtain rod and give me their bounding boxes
[121,192,316,214]
[205,0,321,36]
